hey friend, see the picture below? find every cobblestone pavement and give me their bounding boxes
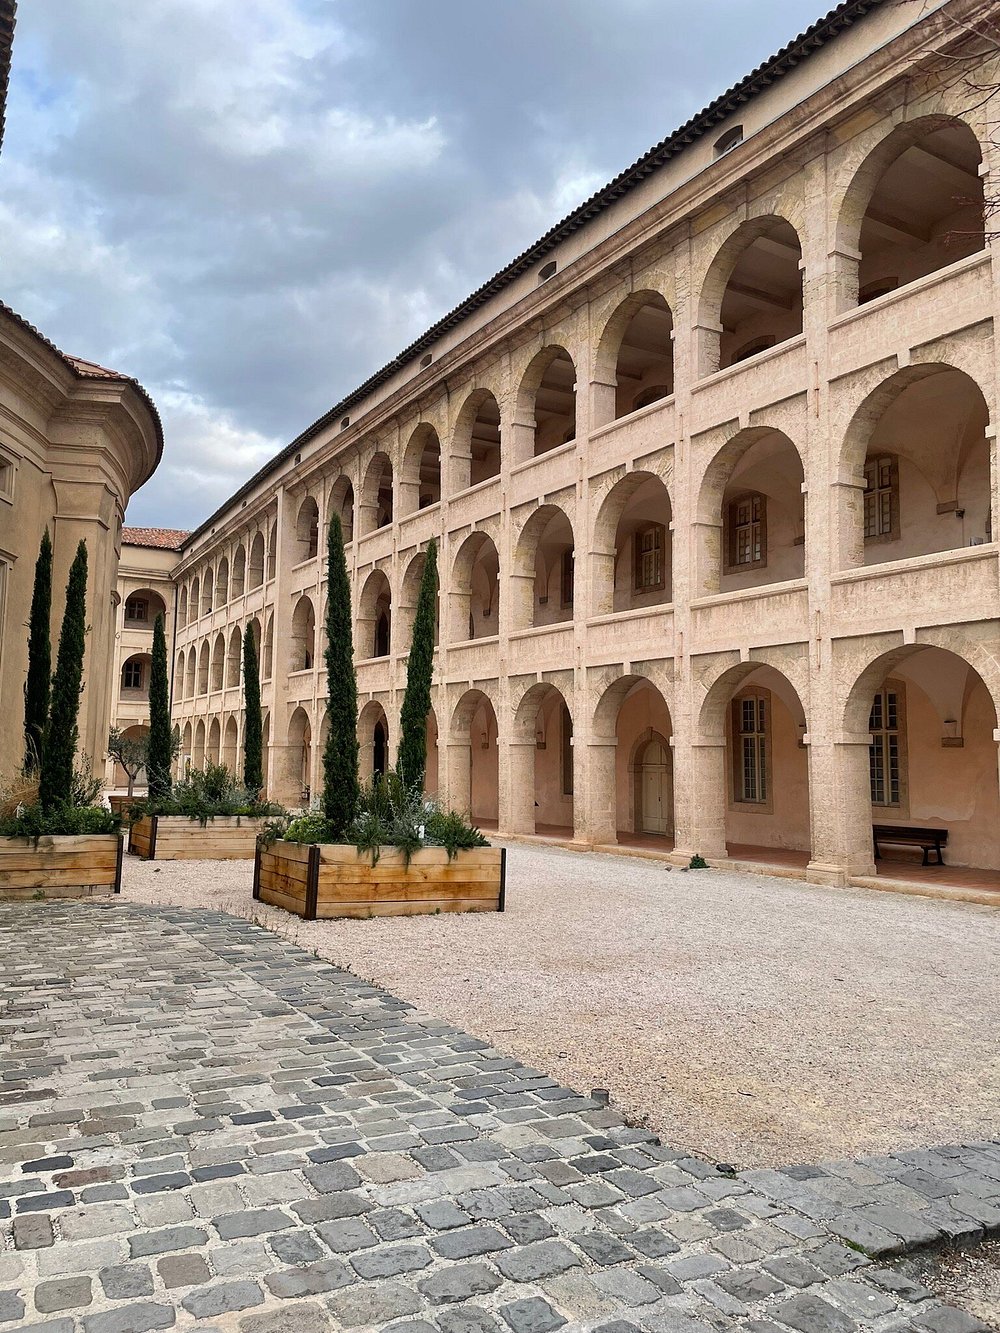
[0,902,995,1333]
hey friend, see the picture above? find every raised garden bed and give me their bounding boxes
[130,814,265,861]
[0,834,123,900]
[254,840,506,919]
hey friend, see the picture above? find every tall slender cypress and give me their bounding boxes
[397,539,438,791]
[23,529,53,774]
[39,540,88,811]
[322,513,358,836]
[242,624,264,794]
[146,613,172,801]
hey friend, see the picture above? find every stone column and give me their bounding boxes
[505,739,536,834]
[582,738,618,846]
[830,735,878,878]
[672,737,728,862]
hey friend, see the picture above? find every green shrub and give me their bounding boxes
[133,764,282,824]
[0,802,119,839]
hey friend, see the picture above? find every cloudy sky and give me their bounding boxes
[4,0,824,528]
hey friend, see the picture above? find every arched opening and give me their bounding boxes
[839,364,992,569]
[181,723,192,775]
[511,683,574,837]
[453,390,502,490]
[593,471,673,615]
[425,706,439,797]
[450,690,499,829]
[596,292,674,427]
[226,627,241,688]
[699,662,811,868]
[207,718,222,767]
[296,497,320,561]
[291,597,316,671]
[248,617,262,676]
[287,707,313,806]
[262,612,274,681]
[210,633,226,692]
[593,676,674,848]
[111,724,150,793]
[698,217,803,376]
[359,569,392,659]
[216,557,229,605]
[399,550,439,651]
[401,424,442,514]
[330,476,354,543]
[184,648,196,699]
[842,117,985,310]
[178,587,188,628]
[262,712,271,794]
[120,652,151,699]
[267,524,277,580]
[696,427,805,595]
[190,576,200,621]
[202,569,214,616]
[197,642,210,696]
[123,589,167,629]
[232,544,246,597]
[512,505,575,628]
[175,651,185,697]
[193,719,206,771]
[359,702,390,782]
[223,716,239,771]
[248,533,265,589]
[361,454,393,534]
[450,531,500,642]
[843,644,1000,878]
[518,347,576,459]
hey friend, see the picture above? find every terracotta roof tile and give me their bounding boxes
[122,527,189,551]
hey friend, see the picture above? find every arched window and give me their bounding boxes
[713,125,743,159]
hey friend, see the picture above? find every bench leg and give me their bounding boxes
[922,847,930,867]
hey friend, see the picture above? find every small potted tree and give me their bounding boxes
[256,522,505,919]
[129,616,280,860]
[0,540,124,899]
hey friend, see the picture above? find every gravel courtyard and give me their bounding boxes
[122,843,1000,1170]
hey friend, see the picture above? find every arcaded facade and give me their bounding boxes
[169,0,1000,885]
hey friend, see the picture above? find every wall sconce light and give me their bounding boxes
[942,717,963,747]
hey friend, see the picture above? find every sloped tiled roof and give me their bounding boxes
[0,1,14,153]
[122,527,189,551]
[184,0,885,549]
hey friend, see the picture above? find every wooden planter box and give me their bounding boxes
[254,840,506,919]
[130,815,265,861]
[0,834,123,900]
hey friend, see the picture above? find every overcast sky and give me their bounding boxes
[4,0,824,529]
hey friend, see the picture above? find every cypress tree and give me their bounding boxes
[243,624,264,795]
[146,613,172,802]
[23,529,53,774]
[397,540,438,791]
[39,540,88,811]
[322,513,358,836]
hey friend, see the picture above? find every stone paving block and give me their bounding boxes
[98,1263,155,1300]
[772,1291,859,1333]
[912,1307,992,1333]
[181,1279,264,1319]
[264,1257,356,1297]
[436,1307,503,1333]
[60,1203,135,1240]
[129,1225,209,1258]
[350,1241,433,1278]
[432,1223,513,1259]
[81,1302,176,1333]
[500,1296,567,1332]
[327,1280,423,1326]
[12,1213,53,1248]
[315,1216,377,1252]
[34,1276,93,1312]
[591,1269,663,1306]
[0,1290,25,1324]
[417,1262,502,1304]
[239,1301,335,1333]
[157,1253,211,1288]
[214,1207,293,1239]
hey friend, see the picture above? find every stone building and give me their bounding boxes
[168,0,1000,885]
[0,4,163,785]
[105,529,188,797]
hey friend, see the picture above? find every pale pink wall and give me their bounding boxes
[726,691,811,850]
[470,699,499,825]
[614,686,673,833]
[534,691,574,830]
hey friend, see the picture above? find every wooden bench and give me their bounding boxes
[872,824,948,867]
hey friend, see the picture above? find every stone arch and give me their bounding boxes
[119,652,151,698]
[232,543,246,597]
[359,701,390,782]
[400,424,442,515]
[330,475,354,543]
[592,674,674,846]
[262,611,274,680]
[592,470,673,614]
[295,496,320,561]
[450,530,500,642]
[202,568,214,615]
[516,346,577,460]
[178,586,188,628]
[399,548,439,651]
[287,706,313,805]
[123,588,167,626]
[190,575,200,620]
[210,632,226,692]
[594,290,674,427]
[207,717,222,766]
[184,647,196,699]
[360,453,394,534]
[197,641,210,695]
[181,722,193,771]
[696,214,803,376]
[175,650,186,695]
[226,627,242,688]
[291,596,316,671]
[267,523,277,580]
[511,681,575,836]
[835,114,985,311]
[837,363,992,570]
[359,568,392,659]
[512,504,575,629]
[223,715,239,771]
[248,533,265,588]
[193,719,206,770]
[449,688,499,826]
[452,388,502,490]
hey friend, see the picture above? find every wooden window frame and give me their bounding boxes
[869,678,909,814]
[731,688,772,811]
[125,596,149,624]
[122,660,144,691]
[560,549,574,608]
[863,453,899,545]
[633,523,666,593]
[560,703,574,797]
[724,492,767,574]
